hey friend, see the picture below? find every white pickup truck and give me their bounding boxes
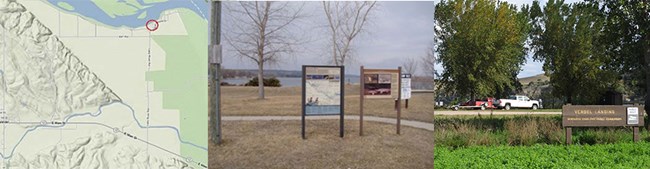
[496,95,541,110]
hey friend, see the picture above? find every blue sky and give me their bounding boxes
[221,0,580,78]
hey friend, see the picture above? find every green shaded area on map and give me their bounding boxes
[146,8,207,168]
[137,11,147,19]
[57,2,74,10]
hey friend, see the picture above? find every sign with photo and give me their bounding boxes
[401,74,411,100]
[303,66,344,115]
[363,69,400,99]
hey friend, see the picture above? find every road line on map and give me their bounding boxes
[1,25,5,169]
[146,30,152,167]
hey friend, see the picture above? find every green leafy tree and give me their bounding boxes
[529,0,617,104]
[588,0,650,110]
[434,0,530,99]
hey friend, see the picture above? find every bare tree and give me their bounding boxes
[421,44,437,77]
[402,57,418,75]
[225,2,305,99]
[323,1,377,66]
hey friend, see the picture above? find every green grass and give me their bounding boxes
[435,142,650,168]
[433,109,650,168]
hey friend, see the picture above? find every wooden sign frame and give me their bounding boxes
[562,105,645,144]
[359,66,402,136]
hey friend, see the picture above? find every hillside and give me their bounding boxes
[518,73,549,86]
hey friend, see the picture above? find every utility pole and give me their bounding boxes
[432,53,436,168]
[432,26,437,169]
[209,0,222,144]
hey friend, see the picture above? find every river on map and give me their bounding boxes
[46,0,208,28]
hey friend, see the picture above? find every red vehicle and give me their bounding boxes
[452,97,498,111]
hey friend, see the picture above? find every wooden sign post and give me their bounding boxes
[562,105,645,144]
[360,66,365,136]
[397,67,402,135]
[209,1,223,144]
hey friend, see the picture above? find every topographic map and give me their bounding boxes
[0,0,207,168]
[305,67,341,115]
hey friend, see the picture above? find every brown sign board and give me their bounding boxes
[562,105,645,127]
[363,69,400,99]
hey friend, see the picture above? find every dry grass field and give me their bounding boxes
[214,85,435,168]
[210,120,434,169]
[222,85,435,123]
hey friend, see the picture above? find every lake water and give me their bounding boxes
[224,77,433,89]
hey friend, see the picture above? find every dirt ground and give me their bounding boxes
[210,120,434,169]
[222,85,435,123]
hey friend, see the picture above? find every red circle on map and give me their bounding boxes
[146,20,159,31]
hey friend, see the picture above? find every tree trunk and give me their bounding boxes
[470,91,475,101]
[330,22,338,66]
[644,32,650,112]
[256,58,264,100]
[567,90,573,105]
[332,37,338,65]
[257,1,267,100]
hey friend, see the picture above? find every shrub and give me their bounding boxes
[435,124,470,149]
[220,82,234,86]
[574,128,633,145]
[537,117,563,144]
[505,118,539,146]
[434,115,649,147]
[245,77,282,87]
[578,131,598,145]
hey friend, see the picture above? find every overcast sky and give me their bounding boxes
[221,0,580,78]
